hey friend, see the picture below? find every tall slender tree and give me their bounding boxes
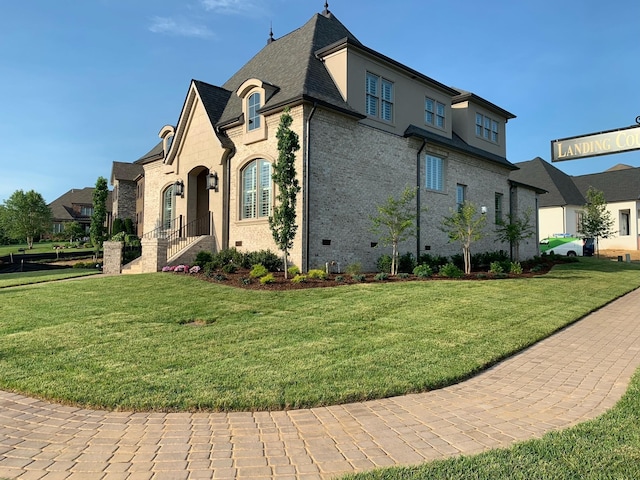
[269,108,301,278]
[580,187,615,257]
[370,187,418,275]
[90,176,109,256]
[440,201,486,274]
[0,190,52,248]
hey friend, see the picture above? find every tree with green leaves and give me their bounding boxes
[580,186,615,257]
[0,190,52,248]
[269,108,301,278]
[495,209,535,261]
[441,201,486,274]
[90,176,109,256]
[64,221,85,243]
[370,187,419,276]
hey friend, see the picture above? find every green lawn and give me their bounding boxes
[342,368,640,479]
[0,258,638,412]
[0,241,94,257]
[0,269,100,288]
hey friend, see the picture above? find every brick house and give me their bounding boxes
[131,6,542,272]
[49,188,112,238]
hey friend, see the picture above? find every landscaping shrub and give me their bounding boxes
[221,263,237,274]
[259,273,275,284]
[245,250,282,271]
[413,264,433,278]
[351,274,366,282]
[510,261,523,274]
[334,275,345,283]
[345,262,362,275]
[398,252,416,273]
[193,251,214,268]
[417,253,449,273]
[376,254,392,273]
[472,250,509,270]
[374,272,389,281]
[307,269,328,280]
[288,265,300,277]
[249,264,269,279]
[489,261,504,274]
[398,272,410,279]
[214,248,245,269]
[291,274,307,283]
[212,273,227,282]
[439,263,463,278]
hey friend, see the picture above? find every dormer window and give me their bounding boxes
[366,72,393,122]
[248,92,261,131]
[476,113,499,143]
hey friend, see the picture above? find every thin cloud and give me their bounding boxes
[149,16,214,38]
[200,0,261,15]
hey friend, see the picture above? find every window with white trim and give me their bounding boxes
[248,92,261,131]
[475,113,499,142]
[80,206,93,216]
[456,184,466,211]
[241,159,272,219]
[426,155,444,192]
[366,72,393,122]
[425,97,445,128]
[162,185,174,230]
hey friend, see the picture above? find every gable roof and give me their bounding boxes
[218,12,364,125]
[511,157,586,207]
[573,167,640,203]
[111,161,143,185]
[48,188,113,222]
[135,141,163,165]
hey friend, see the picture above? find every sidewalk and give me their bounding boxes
[2,288,640,480]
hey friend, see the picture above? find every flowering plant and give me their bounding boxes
[189,265,201,274]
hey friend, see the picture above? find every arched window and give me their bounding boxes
[241,159,272,219]
[248,92,261,131]
[162,185,174,229]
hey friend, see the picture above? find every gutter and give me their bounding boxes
[416,139,427,260]
[304,102,318,273]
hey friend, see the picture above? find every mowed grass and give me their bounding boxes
[0,241,93,256]
[0,258,638,412]
[0,269,100,288]
[342,368,640,480]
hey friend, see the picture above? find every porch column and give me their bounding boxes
[141,237,169,273]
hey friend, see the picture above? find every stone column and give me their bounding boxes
[141,237,168,273]
[103,241,123,275]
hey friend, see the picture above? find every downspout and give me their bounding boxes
[304,102,318,273]
[416,139,427,261]
[215,126,236,251]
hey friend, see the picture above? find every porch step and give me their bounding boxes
[122,256,143,275]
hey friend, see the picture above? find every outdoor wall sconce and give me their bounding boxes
[481,206,487,215]
[207,171,219,192]
[174,180,184,197]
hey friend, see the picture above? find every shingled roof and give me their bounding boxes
[111,161,143,185]
[48,188,113,222]
[573,167,640,203]
[217,12,363,125]
[510,158,586,207]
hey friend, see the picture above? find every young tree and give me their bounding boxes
[269,108,301,278]
[90,176,109,256]
[370,187,418,275]
[0,190,52,248]
[495,209,535,261]
[580,186,615,257]
[64,221,85,243]
[440,201,486,274]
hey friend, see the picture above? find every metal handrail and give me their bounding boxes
[143,214,213,261]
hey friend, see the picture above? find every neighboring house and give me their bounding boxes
[132,6,542,272]
[512,157,640,250]
[111,161,143,223]
[49,188,113,238]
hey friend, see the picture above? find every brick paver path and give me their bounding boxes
[2,288,640,480]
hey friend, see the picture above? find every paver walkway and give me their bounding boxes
[2,289,640,480]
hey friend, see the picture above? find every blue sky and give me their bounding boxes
[1,0,639,204]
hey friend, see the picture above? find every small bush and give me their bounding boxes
[398,272,410,279]
[213,248,245,269]
[351,274,366,282]
[239,277,251,286]
[413,264,433,278]
[531,265,545,273]
[308,269,328,280]
[212,273,227,282]
[376,254,392,273]
[334,275,345,283]
[374,272,389,281]
[288,265,300,277]
[476,273,488,279]
[222,263,237,274]
[417,253,448,273]
[193,251,214,268]
[509,262,523,274]
[203,262,217,277]
[345,262,362,275]
[439,263,463,278]
[398,252,416,273]
[249,264,269,278]
[260,273,275,284]
[494,272,509,279]
[291,274,307,283]
[245,250,282,271]
[489,261,504,274]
